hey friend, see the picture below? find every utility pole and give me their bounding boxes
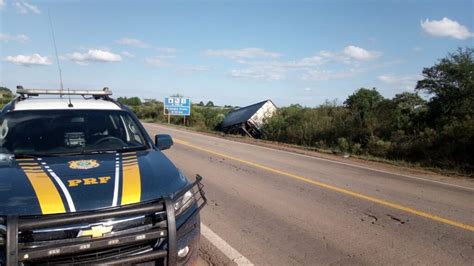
[164,103,170,124]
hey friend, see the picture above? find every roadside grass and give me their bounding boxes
[144,119,472,179]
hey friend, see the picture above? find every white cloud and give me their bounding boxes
[230,48,378,81]
[378,74,421,90]
[22,1,39,12]
[121,51,135,58]
[4,54,51,66]
[343,45,381,61]
[208,45,382,81]
[156,47,177,53]
[116,38,176,53]
[205,48,281,60]
[0,0,5,10]
[116,38,151,48]
[230,55,328,80]
[230,65,286,81]
[304,87,312,91]
[177,65,209,73]
[281,46,381,68]
[421,17,473,40]
[145,56,208,73]
[378,74,415,84]
[144,55,175,67]
[283,55,326,68]
[236,56,326,70]
[302,69,356,81]
[63,49,122,64]
[413,46,423,52]
[14,1,41,14]
[0,33,30,43]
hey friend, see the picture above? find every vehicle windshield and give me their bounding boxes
[0,110,148,156]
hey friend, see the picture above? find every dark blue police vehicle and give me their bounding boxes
[0,87,206,265]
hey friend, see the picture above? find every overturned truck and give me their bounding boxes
[221,100,277,138]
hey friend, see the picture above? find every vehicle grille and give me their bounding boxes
[10,201,167,265]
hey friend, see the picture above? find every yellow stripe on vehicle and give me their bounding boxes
[120,153,141,205]
[24,171,47,174]
[18,163,40,167]
[16,158,36,162]
[20,165,66,214]
[21,167,43,170]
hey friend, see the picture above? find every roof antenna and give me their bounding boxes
[48,9,73,107]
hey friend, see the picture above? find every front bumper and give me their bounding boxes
[0,175,206,265]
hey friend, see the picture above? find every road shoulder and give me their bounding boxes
[144,122,474,189]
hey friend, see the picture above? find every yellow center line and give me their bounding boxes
[174,138,474,232]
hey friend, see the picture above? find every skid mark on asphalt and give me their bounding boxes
[174,138,474,233]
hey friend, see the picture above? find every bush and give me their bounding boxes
[367,137,391,158]
[337,137,349,153]
[351,143,362,155]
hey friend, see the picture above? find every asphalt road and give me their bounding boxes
[144,123,474,265]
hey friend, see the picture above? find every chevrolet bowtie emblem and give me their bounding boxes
[77,225,113,238]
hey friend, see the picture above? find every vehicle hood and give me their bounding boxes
[0,150,187,216]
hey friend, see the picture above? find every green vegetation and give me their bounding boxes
[117,96,142,107]
[262,48,473,174]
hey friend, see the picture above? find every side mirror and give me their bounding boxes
[155,134,173,150]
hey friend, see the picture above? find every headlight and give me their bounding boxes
[174,190,195,216]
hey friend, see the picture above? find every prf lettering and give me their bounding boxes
[68,176,111,187]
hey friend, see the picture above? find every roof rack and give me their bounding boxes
[16,86,112,97]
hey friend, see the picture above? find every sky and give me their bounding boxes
[0,0,473,107]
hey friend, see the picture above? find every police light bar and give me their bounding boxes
[16,86,112,96]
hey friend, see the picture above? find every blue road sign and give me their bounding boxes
[164,97,191,116]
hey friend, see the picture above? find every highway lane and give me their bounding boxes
[144,123,474,265]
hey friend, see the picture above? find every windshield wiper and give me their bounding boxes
[81,145,148,155]
[14,153,62,158]
[13,146,148,158]
[116,146,148,153]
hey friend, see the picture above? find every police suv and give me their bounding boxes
[0,87,206,265]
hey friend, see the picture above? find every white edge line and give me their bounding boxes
[112,155,120,207]
[200,223,253,265]
[45,167,77,212]
[145,123,474,192]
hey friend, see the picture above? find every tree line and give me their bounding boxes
[262,48,473,174]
